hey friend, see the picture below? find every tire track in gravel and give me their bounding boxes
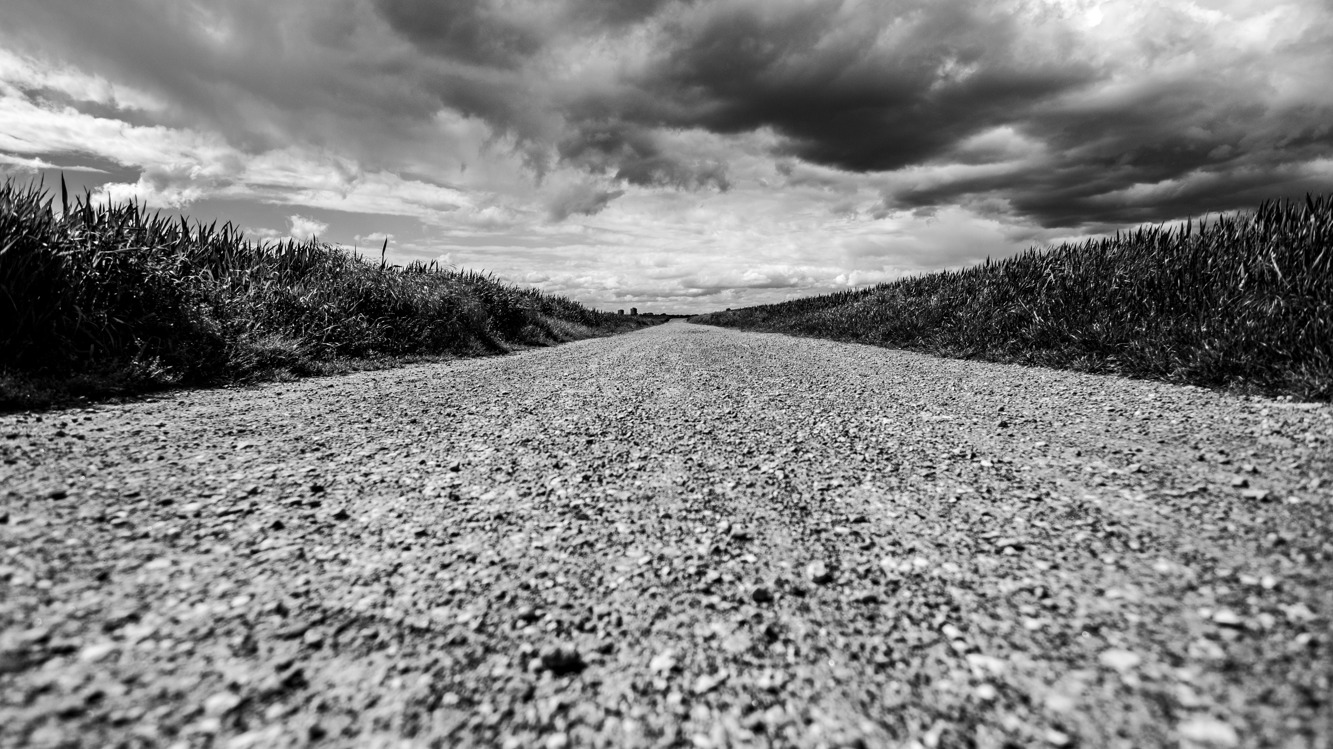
[2,321,1331,748]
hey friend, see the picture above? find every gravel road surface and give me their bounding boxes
[3,321,1331,748]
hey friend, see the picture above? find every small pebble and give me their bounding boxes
[1045,728,1072,746]
[78,642,117,663]
[692,670,727,695]
[805,561,832,585]
[203,691,241,717]
[538,646,585,675]
[1098,648,1141,672]
[1177,716,1239,747]
[649,650,677,673]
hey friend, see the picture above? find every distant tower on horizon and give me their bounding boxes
[630,307,638,316]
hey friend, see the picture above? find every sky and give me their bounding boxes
[2,0,1332,313]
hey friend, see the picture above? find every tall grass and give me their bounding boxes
[0,176,653,405]
[693,196,1333,400]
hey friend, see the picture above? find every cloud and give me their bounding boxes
[607,0,1333,226]
[419,185,1074,312]
[0,152,108,174]
[288,214,329,240]
[2,0,1332,312]
[243,225,284,242]
[373,0,544,69]
[7,0,1331,229]
[620,1,1093,172]
[355,231,395,245]
[0,46,164,115]
[546,181,625,221]
[557,121,732,191]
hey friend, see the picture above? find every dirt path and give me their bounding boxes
[3,321,1331,748]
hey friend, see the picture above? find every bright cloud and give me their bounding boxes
[288,214,329,240]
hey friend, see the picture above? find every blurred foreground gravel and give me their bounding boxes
[2,321,1331,748]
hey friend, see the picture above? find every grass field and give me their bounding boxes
[692,195,1333,401]
[0,177,657,409]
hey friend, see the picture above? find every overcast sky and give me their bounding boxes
[3,0,1331,312]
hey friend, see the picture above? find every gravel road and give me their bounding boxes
[3,321,1331,749]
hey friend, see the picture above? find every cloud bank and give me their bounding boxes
[2,0,1331,310]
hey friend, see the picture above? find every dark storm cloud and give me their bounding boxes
[546,182,625,221]
[580,0,1333,226]
[622,0,1095,172]
[557,122,730,190]
[4,0,1332,230]
[887,154,1333,229]
[883,70,1333,226]
[365,0,1076,190]
[563,0,687,27]
[374,0,683,60]
[373,0,542,68]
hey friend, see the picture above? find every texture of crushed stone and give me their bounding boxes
[2,321,1330,748]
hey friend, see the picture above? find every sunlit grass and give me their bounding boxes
[693,196,1333,400]
[0,176,654,406]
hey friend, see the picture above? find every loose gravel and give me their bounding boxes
[2,321,1331,748]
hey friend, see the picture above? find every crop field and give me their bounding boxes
[0,177,656,408]
[693,195,1333,400]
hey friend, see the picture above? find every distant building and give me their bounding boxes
[630,307,638,315]
[617,309,624,315]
